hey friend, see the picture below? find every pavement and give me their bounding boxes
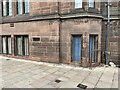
[0,56,119,89]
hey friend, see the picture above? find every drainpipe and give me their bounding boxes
[58,1,62,63]
[105,0,111,65]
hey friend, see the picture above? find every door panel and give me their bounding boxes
[72,36,82,62]
[89,35,98,63]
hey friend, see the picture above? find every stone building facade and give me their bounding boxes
[0,0,119,67]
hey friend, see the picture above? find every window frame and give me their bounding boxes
[2,0,13,17]
[24,0,30,13]
[2,36,7,54]
[89,34,98,63]
[88,0,95,8]
[8,0,12,16]
[16,0,30,15]
[2,35,12,55]
[14,35,29,56]
[74,0,83,9]
[2,0,7,16]
[17,0,23,15]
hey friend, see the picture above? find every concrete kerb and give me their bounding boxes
[0,56,86,71]
[0,55,117,72]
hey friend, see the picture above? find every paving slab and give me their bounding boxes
[95,80,112,88]
[0,56,119,89]
[53,70,65,76]
[42,84,55,88]
[69,75,85,83]
[30,78,52,88]
[48,80,64,88]
[60,81,77,88]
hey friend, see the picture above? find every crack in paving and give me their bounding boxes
[93,67,106,89]
[1,56,118,88]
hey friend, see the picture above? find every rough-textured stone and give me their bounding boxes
[0,1,119,66]
[60,18,102,66]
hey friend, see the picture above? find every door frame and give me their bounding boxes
[89,34,98,63]
[71,35,82,63]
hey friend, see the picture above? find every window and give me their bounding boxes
[24,0,29,13]
[75,0,83,8]
[2,36,12,54]
[17,0,30,14]
[17,0,23,14]
[2,0,7,16]
[9,0,12,16]
[88,0,95,8]
[14,35,29,56]
[89,35,98,63]
[2,0,12,16]
[8,36,12,54]
[33,37,40,41]
[72,35,82,62]
[2,36,6,53]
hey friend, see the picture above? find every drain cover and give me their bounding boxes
[6,59,10,61]
[55,79,61,83]
[77,84,87,89]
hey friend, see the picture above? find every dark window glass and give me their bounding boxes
[89,35,98,63]
[88,0,95,8]
[9,0,12,16]
[33,37,40,41]
[2,0,12,16]
[2,36,12,54]
[14,35,29,56]
[2,0,7,16]
[75,0,83,8]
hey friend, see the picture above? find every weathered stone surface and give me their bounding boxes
[0,1,119,66]
[60,18,102,66]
